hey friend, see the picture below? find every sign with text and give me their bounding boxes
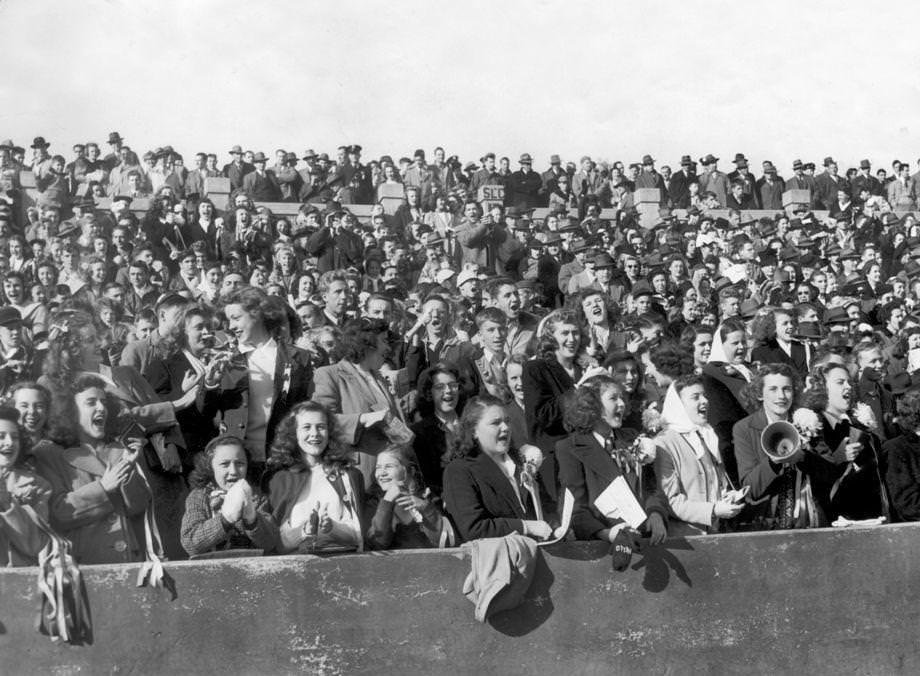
[478,184,505,208]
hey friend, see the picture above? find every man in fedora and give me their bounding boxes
[276,152,303,203]
[540,154,565,205]
[242,152,281,202]
[339,144,372,204]
[851,159,883,199]
[727,153,759,208]
[635,154,667,205]
[506,153,542,209]
[30,136,53,180]
[222,144,253,192]
[786,159,818,208]
[756,161,785,210]
[103,131,124,172]
[668,154,697,208]
[297,149,325,202]
[814,156,846,210]
[698,154,729,207]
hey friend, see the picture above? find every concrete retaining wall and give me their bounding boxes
[1,523,919,675]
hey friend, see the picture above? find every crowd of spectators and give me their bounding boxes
[3,133,920,568]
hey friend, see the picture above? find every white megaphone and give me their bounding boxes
[760,421,801,463]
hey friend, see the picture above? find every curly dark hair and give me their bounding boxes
[47,373,123,448]
[897,390,920,433]
[155,304,214,360]
[562,374,619,433]
[336,317,390,364]
[266,401,353,473]
[448,394,519,463]
[802,362,853,413]
[649,341,695,379]
[416,362,463,418]
[740,362,803,413]
[673,373,704,395]
[678,323,713,354]
[188,435,254,489]
[223,286,290,342]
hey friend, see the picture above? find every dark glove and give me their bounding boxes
[610,530,635,572]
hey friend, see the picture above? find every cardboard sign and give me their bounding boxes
[478,185,505,208]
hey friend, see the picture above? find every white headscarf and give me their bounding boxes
[661,383,721,463]
[708,323,752,382]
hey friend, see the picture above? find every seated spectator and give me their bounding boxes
[442,395,551,542]
[557,374,668,544]
[313,318,410,487]
[180,435,278,557]
[886,390,920,521]
[410,363,462,496]
[803,362,889,521]
[9,380,55,453]
[267,401,366,554]
[33,374,151,564]
[655,375,744,535]
[732,363,824,530]
[0,405,52,566]
[365,445,451,549]
[145,305,226,464]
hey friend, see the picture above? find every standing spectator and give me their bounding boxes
[312,318,410,487]
[668,155,697,208]
[698,154,729,207]
[756,162,785,210]
[506,153,542,209]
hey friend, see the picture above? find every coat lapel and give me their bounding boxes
[63,444,108,477]
[571,433,618,484]
[475,454,525,518]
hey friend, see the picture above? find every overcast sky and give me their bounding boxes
[3,0,920,173]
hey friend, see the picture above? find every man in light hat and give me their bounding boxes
[297,149,325,202]
[222,144,253,192]
[540,154,565,205]
[506,153,542,210]
[572,155,601,209]
[276,152,304,203]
